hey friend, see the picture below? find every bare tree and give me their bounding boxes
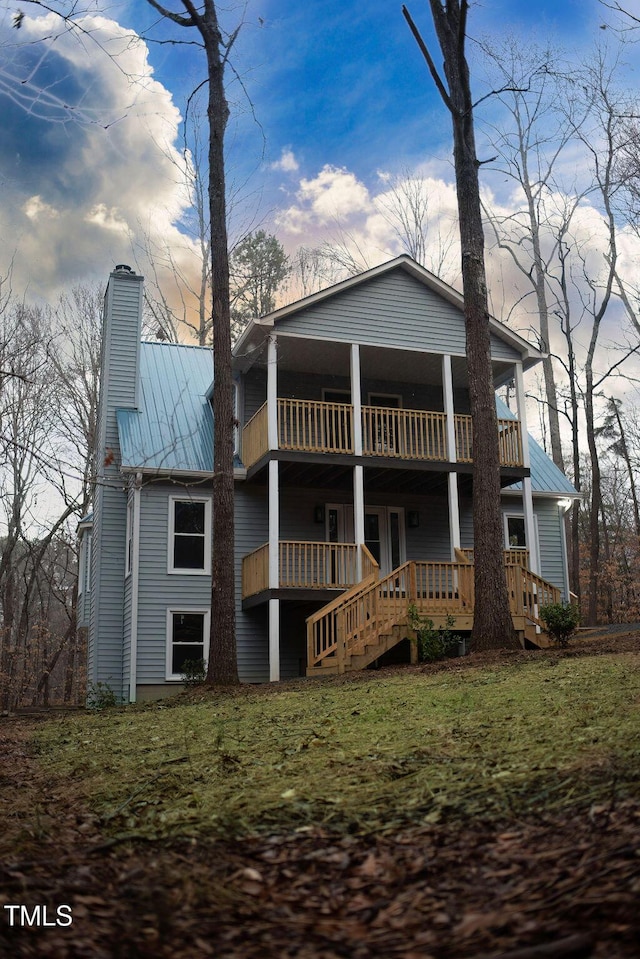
[479,39,588,472]
[403,0,518,650]
[375,169,458,276]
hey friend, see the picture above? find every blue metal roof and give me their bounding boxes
[117,342,214,473]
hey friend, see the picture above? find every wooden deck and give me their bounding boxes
[241,399,523,470]
[306,558,561,675]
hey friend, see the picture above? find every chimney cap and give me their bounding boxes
[114,263,134,274]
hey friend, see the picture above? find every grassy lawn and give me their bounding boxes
[32,652,640,842]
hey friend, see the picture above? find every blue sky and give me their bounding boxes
[0,0,638,307]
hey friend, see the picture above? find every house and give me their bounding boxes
[79,257,578,702]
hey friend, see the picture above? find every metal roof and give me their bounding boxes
[117,342,214,473]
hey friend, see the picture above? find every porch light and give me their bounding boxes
[408,510,420,528]
[314,506,325,524]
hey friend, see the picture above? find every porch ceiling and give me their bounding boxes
[245,456,528,495]
[248,335,514,389]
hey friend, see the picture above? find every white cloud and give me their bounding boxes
[270,148,299,173]
[23,196,59,220]
[0,11,200,313]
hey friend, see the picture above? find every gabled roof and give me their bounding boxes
[117,342,214,473]
[234,255,545,371]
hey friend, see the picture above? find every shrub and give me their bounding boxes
[180,658,206,686]
[407,605,461,661]
[539,602,580,648]
[86,681,118,710]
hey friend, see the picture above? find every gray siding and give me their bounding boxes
[136,485,212,684]
[243,368,267,425]
[277,270,520,361]
[234,484,270,682]
[89,270,143,700]
[535,499,568,598]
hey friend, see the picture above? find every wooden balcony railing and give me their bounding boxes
[242,541,372,598]
[455,414,524,467]
[241,399,524,468]
[279,398,353,454]
[242,402,268,469]
[362,406,447,460]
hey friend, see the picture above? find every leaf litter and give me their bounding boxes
[1,633,639,957]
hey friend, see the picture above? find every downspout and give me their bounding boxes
[128,473,142,703]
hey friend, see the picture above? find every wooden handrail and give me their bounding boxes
[307,557,562,671]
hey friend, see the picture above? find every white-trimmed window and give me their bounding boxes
[503,512,540,564]
[505,514,527,549]
[168,496,211,574]
[166,608,210,680]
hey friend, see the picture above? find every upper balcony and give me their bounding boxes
[241,398,523,471]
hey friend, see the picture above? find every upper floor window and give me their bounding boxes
[168,496,211,574]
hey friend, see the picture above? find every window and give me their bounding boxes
[168,496,211,574]
[166,609,210,680]
[506,515,526,549]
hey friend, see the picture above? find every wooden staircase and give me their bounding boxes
[306,550,561,675]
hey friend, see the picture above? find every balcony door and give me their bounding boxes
[327,504,405,577]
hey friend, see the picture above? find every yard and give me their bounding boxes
[1,633,639,958]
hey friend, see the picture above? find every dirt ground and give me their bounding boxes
[1,632,639,959]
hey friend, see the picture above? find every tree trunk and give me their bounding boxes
[405,0,517,649]
[202,8,238,685]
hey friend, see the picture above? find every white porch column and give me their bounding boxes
[442,354,456,464]
[268,458,280,680]
[350,343,362,456]
[269,598,280,682]
[354,465,365,579]
[514,363,539,574]
[442,355,461,559]
[267,332,278,450]
[448,473,461,559]
[351,343,364,579]
[268,332,280,681]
